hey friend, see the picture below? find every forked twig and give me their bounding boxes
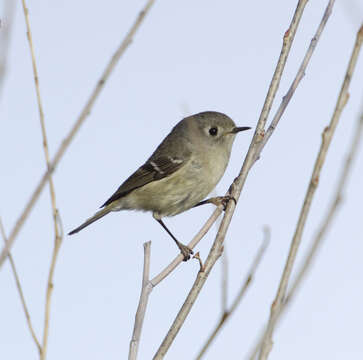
[0,218,41,353]
[129,222,224,359]
[127,211,223,359]
[253,0,310,135]
[0,0,156,268]
[257,0,335,155]
[20,1,63,357]
[150,210,222,286]
[248,96,363,360]
[196,228,270,360]
[258,22,363,360]
[153,1,311,357]
[129,242,152,360]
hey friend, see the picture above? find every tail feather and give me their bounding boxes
[68,207,111,235]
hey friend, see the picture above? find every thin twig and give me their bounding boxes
[127,210,222,359]
[130,224,223,358]
[229,227,270,315]
[195,228,270,360]
[41,225,62,360]
[129,242,152,360]
[254,0,309,136]
[152,1,310,357]
[221,245,228,314]
[214,210,228,314]
[150,210,222,286]
[258,22,363,360]
[20,1,63,358]
[0,217,41,353]
[247,94,363,360]
[0,0,156,268]
[286,105,363,303]
[128,212,225,358]
[0,0,16,98]
[257,0,335,156]
[150,0,308,292]
[153,243,225,360]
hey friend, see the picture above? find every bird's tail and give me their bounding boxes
[68,207,111,235]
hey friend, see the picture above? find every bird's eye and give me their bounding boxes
[209,127,218,136]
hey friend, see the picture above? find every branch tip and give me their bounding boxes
[193,252,205,272]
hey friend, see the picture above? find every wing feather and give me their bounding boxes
[101,156,185,207]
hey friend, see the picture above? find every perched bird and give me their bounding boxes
[69,111,250,260]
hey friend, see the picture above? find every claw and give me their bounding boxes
[207,195,237,211]
[219,195,236,210]
[178,243,194,262]
[194,195,237,211]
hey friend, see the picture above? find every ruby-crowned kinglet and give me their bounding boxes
[69,111,250,260]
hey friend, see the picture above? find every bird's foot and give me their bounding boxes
[205,195,237,211]
[178,242,194,262]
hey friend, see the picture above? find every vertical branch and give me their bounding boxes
[195,229,270,360]
[127,211,223,359]
[247,97,363,360]
[258,23,363,360]
[0,0,16,98]
[215,208,228,314]
[126,209,229,360]
[21,1,63,358]
[286,104,363,302]
[0,218,41,353]
[0,0,156,268]
[152,1,312,357]
[251,0,309,147]
[153,244,224,360]
[259,0,335,152]
[221,248,228,314]
[41,220,63,360]
[129,242,152,360]
[228,227,270,316]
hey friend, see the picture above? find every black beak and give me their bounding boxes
[231,126,251,134]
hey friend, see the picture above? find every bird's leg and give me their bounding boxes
[193,195,237,211]
[156,219,193,261]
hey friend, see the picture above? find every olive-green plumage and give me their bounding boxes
[68,111,250,258]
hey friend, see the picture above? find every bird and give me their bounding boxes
[68,111,250,260]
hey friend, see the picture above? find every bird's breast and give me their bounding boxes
[119,149,229,218]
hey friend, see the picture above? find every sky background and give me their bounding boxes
[1,1,363,359]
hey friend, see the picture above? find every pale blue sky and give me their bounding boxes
[1,1,363,359]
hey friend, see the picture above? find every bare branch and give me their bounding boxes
[149,0,309,292]
[257,0,335,155]
[221,245,228,314]
[41,215,63,360]
[247,95,363,360]
[150,210,222,286]
[214,211,228,314]
[196,228,270,360]
[286,106,363,304]
[229,227,270,316]
[258,21,363,360]
[129,242,152,360]
[254,0,309,135]
[127,211,222,358]
[152,0,313,357]
[0,0,156,268]
[153,245,224,360]
[20,1,63,357]
[0,217,41,353]
[0,0,16,98]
